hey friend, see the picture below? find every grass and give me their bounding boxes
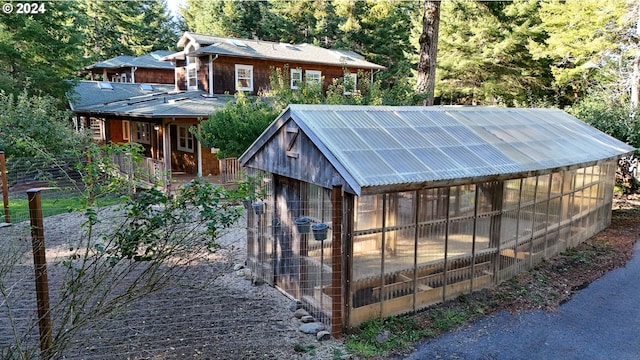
[5,192,122,222]
[345,316,434,357]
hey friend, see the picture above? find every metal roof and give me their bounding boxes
[69,81,231,119]
[83,51,175,71]
[240,105,636,195]
[166,32,385,70]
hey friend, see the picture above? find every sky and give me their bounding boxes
[166,0,186,18]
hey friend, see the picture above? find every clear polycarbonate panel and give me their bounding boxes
[286,105,633,191]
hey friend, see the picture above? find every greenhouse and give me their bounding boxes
[238,105,635,335]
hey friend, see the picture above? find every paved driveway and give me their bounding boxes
[403,240,640,360]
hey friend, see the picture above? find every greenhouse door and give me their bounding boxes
[273,175,303,298]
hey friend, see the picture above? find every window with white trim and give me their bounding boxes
[290,68,302,89]
[344,72,357,95]
[134,122,151,144]
[235,64,253,92]
[186,44,198,90]
[122,120,130,141]
[177,125,194,153]
[305,70,322,85]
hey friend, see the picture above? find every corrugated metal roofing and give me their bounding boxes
[83,51,175,70]
[241,105,636,195]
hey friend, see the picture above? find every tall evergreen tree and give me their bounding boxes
[0,1,84,97]
[436,1,554,106]
[181,0,267,39]
[78,0,178,61]
[528,0,627,103]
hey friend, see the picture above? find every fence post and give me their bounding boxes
[331,185,343,337]
[0,151,9,224]
[27,189,52,355]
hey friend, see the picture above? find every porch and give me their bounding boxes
[109,153,243,192]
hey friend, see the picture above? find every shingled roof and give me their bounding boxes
[166,32,385,70]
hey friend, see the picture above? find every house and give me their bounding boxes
[238,104,636,335]
[69,33,385,185]
[162,32,385,95]
[83,50,176,84]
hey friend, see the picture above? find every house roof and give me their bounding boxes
[239,105,636,196]
[69,81,232,119]
[83,51,175,71]
[167,32,385,70]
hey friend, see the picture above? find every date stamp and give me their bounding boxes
[2,2,46,14]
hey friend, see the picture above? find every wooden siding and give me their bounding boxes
[201,144,220,176]
[134,68,174,84]
[245,118,355,193]
[177,54,371,95]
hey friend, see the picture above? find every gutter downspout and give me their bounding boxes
[370,69,382,93]
[209,54,218,96]
[197,123,203,177]
[131,66,137,83]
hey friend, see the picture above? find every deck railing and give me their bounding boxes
[109,153,167,189]
[220,157,244,184]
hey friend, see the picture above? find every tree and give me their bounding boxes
[416,1,441,106]
[196,92,278,159]
[181,0,267,39]
[0,91,90,159]
[0,1,84,97]
[435,1,554,106]
[77,0,178,61]
[528,0,627,104]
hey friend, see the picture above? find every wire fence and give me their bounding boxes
[0,153,343,359]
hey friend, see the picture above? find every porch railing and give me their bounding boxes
[220,157,244,183]
[109,153,167,189]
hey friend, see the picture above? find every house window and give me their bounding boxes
[290,68,302,89]
[134,122,151,144]
[235,64,253,92]
[305,70,322,85]
[186,44,198,90]
[177,125,194,153]
[90,117,105,141]
[122,120,130,141]
[344,72,357,95]
[187,63,198,90]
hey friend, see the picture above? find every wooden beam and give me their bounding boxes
[331,185,343,337]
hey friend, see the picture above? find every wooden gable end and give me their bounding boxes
[244,117,354,193]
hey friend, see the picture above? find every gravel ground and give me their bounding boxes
[0,206,346,359]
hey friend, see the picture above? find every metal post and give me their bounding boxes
[27,189,52,355]
[1,151,9,223]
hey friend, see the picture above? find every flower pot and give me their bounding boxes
[294,217,312,234]
[311,223,329,241]
[252,201,264,215]
[243,198,252,210]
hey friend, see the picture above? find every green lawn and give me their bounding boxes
[4,193,122,223]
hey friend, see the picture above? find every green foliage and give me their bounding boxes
[196,92,278,159]
[528,0,628,102]
[568,88,640,150]
[0,91,90,159]
[346,316,433,357]
[0,1,84,97]
[436,1,554,106]
[76,0,178,61]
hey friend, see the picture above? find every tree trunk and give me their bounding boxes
[632,11,640,110]
[416,1,441,106]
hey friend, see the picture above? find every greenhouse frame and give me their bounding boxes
[238,105,635,335]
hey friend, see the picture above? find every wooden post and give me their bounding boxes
[27,189,52,355]
[331,185,343,337]
[0,151,9,223]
